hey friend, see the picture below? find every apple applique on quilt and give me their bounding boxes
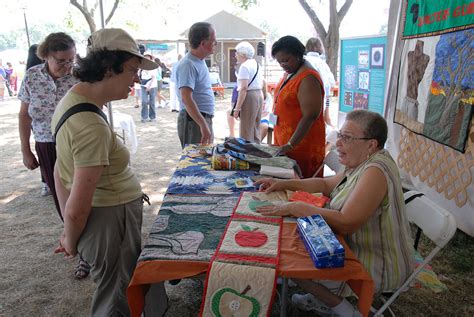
[211,285,260,317]
[234,224,268,248]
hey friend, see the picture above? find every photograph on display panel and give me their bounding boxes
[370,44,385,69]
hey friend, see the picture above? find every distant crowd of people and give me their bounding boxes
[16,22,414,317]
[0,59,18,99]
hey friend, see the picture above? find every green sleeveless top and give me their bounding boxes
[329,149,414,293]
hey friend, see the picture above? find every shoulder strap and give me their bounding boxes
[247,61,259,87]
[54,103,108,140]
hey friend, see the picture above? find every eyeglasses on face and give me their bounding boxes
[124,65,140,76]
[50,55,75,66]
[336,131,372,143]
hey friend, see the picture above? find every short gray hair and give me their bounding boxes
[346,110,387,149]
[236,41,255,59]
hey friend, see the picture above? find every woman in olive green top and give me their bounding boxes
[52,28,158,316]
[255,110,414,316]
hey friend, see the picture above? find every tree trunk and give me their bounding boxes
[70,0,120,34]
[70,0,97,33]
[299,0,353,77]
[326,27,339,77]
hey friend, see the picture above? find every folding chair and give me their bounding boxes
[313,149,343,177]
[373,190,457,316]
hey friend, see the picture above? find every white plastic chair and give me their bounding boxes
[324,149,343,174]
[313,149,343,177]
[374,190,457,316]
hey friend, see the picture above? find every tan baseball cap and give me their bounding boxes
[87,28,157,70]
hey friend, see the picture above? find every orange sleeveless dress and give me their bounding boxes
[273,69,325,178]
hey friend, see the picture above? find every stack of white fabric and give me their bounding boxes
[259,165,296,179]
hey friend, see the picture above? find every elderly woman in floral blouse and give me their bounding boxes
[17,33,90,280]
[18,32,78,216]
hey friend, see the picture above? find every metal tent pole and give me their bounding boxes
[99,0,114,131]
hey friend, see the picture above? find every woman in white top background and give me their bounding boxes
[305,37,336,128]
[232,41,264,143]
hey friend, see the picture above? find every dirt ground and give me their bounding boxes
[0,92,472,316]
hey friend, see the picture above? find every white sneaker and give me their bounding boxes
[276,278,297,287]
[291,293,333,316]
[41,182,51,197]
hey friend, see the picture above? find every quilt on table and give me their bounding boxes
[200,192,283,317]
[139,194,240,262]
[176,144,214,171]
[224,137,300,171]
[166,169,258,195]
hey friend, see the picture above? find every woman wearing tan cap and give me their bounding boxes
[51,28,166,316]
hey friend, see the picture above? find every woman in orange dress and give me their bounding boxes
[271,36,325,178]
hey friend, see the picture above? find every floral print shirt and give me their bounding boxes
[18,63,78,142]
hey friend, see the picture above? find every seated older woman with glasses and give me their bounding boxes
[255,110,414,316]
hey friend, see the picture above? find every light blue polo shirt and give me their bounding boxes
[176,52,215,115]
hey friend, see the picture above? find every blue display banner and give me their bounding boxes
[146,43,169,50]
[339,36,387,115]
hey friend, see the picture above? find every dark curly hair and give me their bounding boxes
[271,36,305,59]
[73,49,137,83]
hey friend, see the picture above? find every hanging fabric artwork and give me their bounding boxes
[402,0,474,39]
[394,26,473,152]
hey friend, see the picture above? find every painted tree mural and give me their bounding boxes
[424,29,474,151]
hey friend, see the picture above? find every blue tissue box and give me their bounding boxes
[297,214,345,268]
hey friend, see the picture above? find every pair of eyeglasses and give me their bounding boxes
[125,66,140,76]
[50,56,75,66]
[336,131,372,143]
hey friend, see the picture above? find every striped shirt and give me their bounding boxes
[329,149,414,293]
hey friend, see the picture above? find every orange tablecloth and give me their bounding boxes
[128,221,374,316]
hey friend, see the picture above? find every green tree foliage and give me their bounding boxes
[0,32,19,51]
[232,0,258,10]
[0,24,61,51]
[0,22,88,51]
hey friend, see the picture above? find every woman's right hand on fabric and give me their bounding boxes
[254,178,285,192]
[22,150,39,170]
